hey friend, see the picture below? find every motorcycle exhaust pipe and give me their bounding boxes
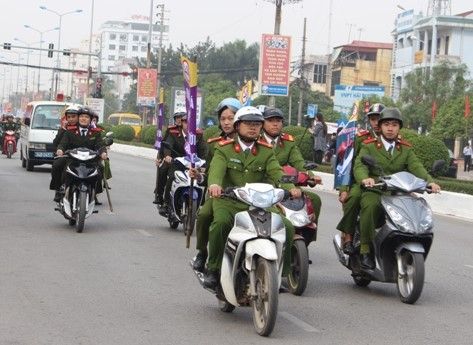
[333,234,349,267]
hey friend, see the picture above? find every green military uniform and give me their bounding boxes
[354,136,434,254]
[206,137,296,275]
[266,132,322,223]
[336,129,377,234]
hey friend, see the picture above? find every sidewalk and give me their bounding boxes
[456,160,473,181]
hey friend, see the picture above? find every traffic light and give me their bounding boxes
[131,67,138,80]
[3,42,11,50]
[63,49,71,56]
[48,43,54,58]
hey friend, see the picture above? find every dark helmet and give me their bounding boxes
[216,98,241,118]
[263,107,284,120]
[173,110,187,119]
[78,106,96,119]
[233,106,264,128]
[366,103,385,117]
[378,107,403,128]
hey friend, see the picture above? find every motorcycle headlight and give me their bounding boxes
[288,212,311,227]
[420,208,433,231]
[385,204,414,232]
[30,143,46,150]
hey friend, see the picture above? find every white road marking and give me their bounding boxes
[135,229,153,237]
[465,265,473,269]
[279,311,321,333]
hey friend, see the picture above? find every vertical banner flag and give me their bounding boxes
[136,68,158,106]
[239,80,253,106]
[334,101,359,189]
[154,87,165,150]
[180,55,198,165]
[465,95,471,118]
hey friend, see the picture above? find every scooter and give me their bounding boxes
[55,148,100,233]
[279,165,319,296]
[191,183,289,336]
[166,156,206,231]
[2,130,17,158]
[333,155,443,304]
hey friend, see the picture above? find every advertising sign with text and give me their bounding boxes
[259,34,291,96]
[136,68,157,107]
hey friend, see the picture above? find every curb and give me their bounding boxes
[110,143,473,222]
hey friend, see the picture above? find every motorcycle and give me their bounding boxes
[191,183,289,336]
[55,148,101,233]
[166,156,206,232]
[333,155,444,304]
[279,165,320,296]
[2,130,18,158]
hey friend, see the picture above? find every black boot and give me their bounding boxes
[360,254,375,270]
[158,203,168,217]
[192,251,207,272]
[53,190,62,202]
[203,270,219,289]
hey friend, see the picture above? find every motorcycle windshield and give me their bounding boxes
[384,171,427,192]
[235,183,285,208]
[381,195,433,234]
[69,148,98,161]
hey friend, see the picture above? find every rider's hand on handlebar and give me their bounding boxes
[362,178,376,188]
[338,191,348,204]
[428,182,441,193]
[290,188,302,199]
[164,155,172,164]
[208,184,223,198]
[313,175,323,185]
[56,149,64,157]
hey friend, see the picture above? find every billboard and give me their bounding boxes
[334,85,385,116]
[170,87,203,127]
[259,34,291,96]
[136,68,158,107]
[84,98,105,123]
[396,9,415,33]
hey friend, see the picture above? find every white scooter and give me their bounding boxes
[191,183,288,336]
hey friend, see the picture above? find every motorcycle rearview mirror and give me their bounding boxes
[105,131,114,137]
[431,159,446,176]
[361,155,377,168]
[304,161,318,170]
[24,117,31,126]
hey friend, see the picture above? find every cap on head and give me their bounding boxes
[378,107,403,128]
[216,98,241,118]
[263,107,284,120]
[78,106,96,119]
[233,106,264,126]
[366,103,385,117]
[173,110,187,119]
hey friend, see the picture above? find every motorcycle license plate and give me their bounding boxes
[34,151,54,158]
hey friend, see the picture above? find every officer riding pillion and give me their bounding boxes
[354,107,441,269]
[203,106,301,289]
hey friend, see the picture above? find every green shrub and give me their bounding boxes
[97,123,112,134]
[282,125,313,161]
[140,125,155,142]
[204,125,221,141]
[142,126,158,145]
[112,124,135,141]
[434,177,473,195]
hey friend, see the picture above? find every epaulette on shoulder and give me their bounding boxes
[218,138,234,146]
[280,133,294,142]
[90,127,103,133]
[65,125,77,131]
[398,139,412,147]
[357,129,370,137]
[257,138,273,148]
[207,136,223,144]
[363,137,377,145]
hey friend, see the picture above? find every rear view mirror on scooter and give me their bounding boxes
[303,161,318,170]
[431,159,446,175]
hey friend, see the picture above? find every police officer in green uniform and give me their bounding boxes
[192,98,241,272]
[1,114,20,148]
[261,107,323,223]
[354,108,441,269]
[153,111,185,205]
[161,113,207,220]
[51,107,107,202]
[203,106,301,288]
[336,103,384,254]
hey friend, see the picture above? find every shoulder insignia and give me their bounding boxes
[65,125,77,130]
[398,139,412,147]
[357,129,370,137]
[218,138,234,146]
[257,139,273,149]
[207,136,223,143]
[362,137,377,144]
[280,133,294,142]
[90,127,103,133]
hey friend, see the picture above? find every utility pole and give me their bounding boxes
[325,0,333,97]
[297,17,307,126]
[155,4,165,124]
[86,0,95,98]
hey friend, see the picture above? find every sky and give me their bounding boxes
[1,0,472,93]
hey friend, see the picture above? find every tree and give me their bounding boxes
[431,94,473,140]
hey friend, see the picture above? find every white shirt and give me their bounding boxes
[464,146,472,156]
[238,137,255,152]
[263,133,278,147]
[380,135,395,154]
[80,128,88,137]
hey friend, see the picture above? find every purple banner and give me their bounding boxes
[181,56,198,166]
[154,88,165,150]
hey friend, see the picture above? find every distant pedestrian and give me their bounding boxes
[312,113,327,164]
[463,143,472,172]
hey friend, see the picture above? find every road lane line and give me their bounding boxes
[135,229,153,237]
[465,265,473,269]
[279,311,321,333]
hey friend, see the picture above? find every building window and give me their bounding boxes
[141,35,147,42]
[119,34,127,42]
[133,35,139,41]
[313,64,327,84]
[398,38,404,48]
[141,45,147,52]
[445,36,449,55]
[119,55,126,60]
[363,81,379,87]
[119,45,126,51]
[109,33,116,40]
[132,46,138,52]
[108,55,115,61]
[436,37,441,55]
[331,70,341,96]
[109,44,116,50]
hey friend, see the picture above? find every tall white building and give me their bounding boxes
[391,1,473,100]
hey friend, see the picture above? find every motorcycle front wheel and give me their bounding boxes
[252,257,278,337]
[7,143,13,158]
[287,239,309,296]
[76,191,87,233]
[397,251,425,304]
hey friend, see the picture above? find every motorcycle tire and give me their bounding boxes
[7,143,13,159]
[396,251,425,304]
[252,257,278,337]
[352,275,371,287]
[26,157,34,171]
[169,220,179,229]
[68,218,76,226]
[287,239,309,296]
[218,299,235,313]
[76,191,87,233]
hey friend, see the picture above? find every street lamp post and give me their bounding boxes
[39,6,82,98]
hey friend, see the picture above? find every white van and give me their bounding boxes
[20,101,71,171]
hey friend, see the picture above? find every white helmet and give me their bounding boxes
[233,106,264,127]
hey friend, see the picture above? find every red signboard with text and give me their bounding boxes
[259,34,291,96]
[136,68,158,107]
